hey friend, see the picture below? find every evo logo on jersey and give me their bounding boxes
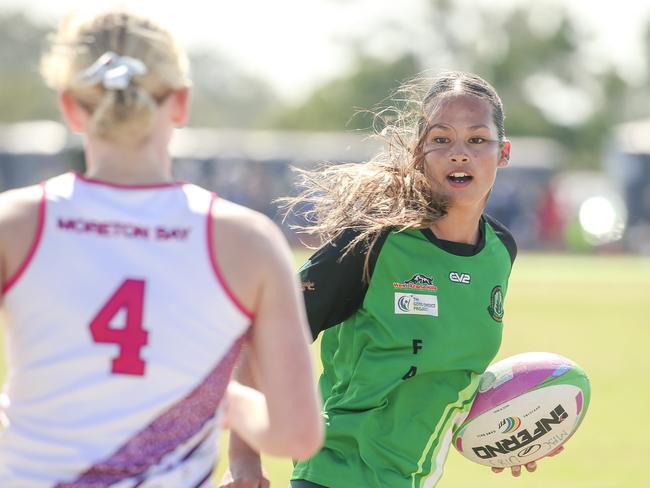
[394,293,438,316]
[449,272,471,284]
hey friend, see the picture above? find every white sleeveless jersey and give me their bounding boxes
[0,172,252,487]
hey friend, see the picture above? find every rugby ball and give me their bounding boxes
[452,352,590,468]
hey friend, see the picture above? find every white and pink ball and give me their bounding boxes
[452,352,590,468]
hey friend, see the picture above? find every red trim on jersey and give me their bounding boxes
[2,182,46,295]
[54,336,244,487]
[207,193,255,320]
[73,171,185,189]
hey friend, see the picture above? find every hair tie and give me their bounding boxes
[79,51,147,90]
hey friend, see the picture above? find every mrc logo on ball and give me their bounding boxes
[498,416,522,433]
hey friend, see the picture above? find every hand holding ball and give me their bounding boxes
[453,352,590,468]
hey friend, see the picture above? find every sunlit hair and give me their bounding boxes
[280,71,506,278]
[41,8,190,144]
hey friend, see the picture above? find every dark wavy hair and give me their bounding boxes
[280,71,506,276]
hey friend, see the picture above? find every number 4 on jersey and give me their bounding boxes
[90,279,149,376]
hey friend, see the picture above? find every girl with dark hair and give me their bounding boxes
[223,71,561,488]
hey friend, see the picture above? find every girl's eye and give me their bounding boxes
[432,137,449,144]
[469,137,485,144]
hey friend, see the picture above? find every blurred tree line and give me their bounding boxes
[1,1,649,169]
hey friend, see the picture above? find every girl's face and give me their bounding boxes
[421,94,510,213]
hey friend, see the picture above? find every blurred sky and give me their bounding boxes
[2,0,649,100]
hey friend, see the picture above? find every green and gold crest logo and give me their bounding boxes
[488,285,504,322]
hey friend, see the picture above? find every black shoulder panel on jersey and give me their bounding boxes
[484,214,518,264]
[299,228,389,340]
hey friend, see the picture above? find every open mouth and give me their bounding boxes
[447,172,473,184]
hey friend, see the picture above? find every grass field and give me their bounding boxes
[1,253,649,487]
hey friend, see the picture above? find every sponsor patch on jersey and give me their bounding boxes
[392,273,438,291]
[394,293,438,316]
[488,285,505,322]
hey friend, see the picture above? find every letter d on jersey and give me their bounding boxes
[394,293,438,316]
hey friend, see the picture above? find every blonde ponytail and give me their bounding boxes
[41,8,190,144]
[89,85,157,143]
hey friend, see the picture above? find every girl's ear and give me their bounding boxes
[59,91,88,133]
[170,88,190,127]
[498,140,511,167]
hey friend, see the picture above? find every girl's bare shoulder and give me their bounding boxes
[209,197,294,311]
[0,185,43,241]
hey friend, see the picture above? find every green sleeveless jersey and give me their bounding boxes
[293,216,516,488]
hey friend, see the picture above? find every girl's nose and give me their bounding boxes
[450,153,469,163]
